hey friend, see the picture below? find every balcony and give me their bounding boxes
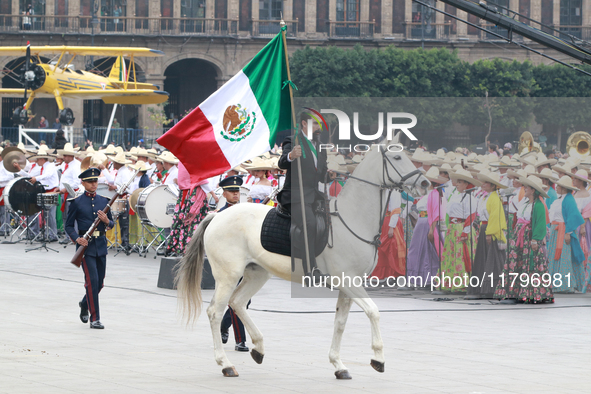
[327,21,375,39]
[251,19,298,37]
[404,22,452,40]
[0,15,238,36]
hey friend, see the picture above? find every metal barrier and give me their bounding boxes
[0,15,238,36]
[18,125,73,148]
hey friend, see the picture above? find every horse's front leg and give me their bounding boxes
[329,290,354,379]
[340,285,385,373]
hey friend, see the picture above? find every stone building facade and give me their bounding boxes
[0,0,589,132]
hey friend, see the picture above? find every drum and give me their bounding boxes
[37,193,59,207]
[136,184,179,228]
[111,199,128,216]
[3,177,45,214]
[210,186,250,209]
[97,183,116,199]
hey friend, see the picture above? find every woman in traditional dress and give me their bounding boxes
[245,158,274,204]
[372,190,406,280]
[440,168,480,291]
[537,168,558,209]
[166,161,211,256]
[466,170,507,299]
[495,175,553,303]
[406,167,447,288]
[567,169,591,292]
[546,176,585,293]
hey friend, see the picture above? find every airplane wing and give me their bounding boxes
[0,88,28,96]
[0,46,164,57]
[60,89,169,105]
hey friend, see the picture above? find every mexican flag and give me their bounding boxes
[157,28,292,184]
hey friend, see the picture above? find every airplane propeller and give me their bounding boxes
[13,42,46,125]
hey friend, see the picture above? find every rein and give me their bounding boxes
[328,151,423,258]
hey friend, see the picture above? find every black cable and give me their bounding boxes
[2,268,590,314]
[412,0,591,79]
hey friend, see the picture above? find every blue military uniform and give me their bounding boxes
[65,168,114,327]
[217,175,250,351]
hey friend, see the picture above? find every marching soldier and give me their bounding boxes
[218,175,250,351]
[65,168,114,329]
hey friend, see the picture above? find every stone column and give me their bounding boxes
[329,0,336,22]
[583,0,591,27]
[509,0,518,15]
[69,0,79,16]
[457,9,467,37]
[303,0,314,35]
[381,0,393,36]
[531,0,541,22]
[228,0,239,19]
[405,0,412,38]
[553,0,560,27]
[436,0,444,39]
[360,0,369,22]
[46,0,55,30]
[284,0,293,21]
[206,0,215,19]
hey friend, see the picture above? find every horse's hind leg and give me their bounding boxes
[228,264,272,365]
[340,285,385,373]
[330,290,354,379]
[206,270,242,377]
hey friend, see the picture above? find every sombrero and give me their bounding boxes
[110,152,132,165]
[519,175,549,198]
[477,170,508,189]
[450,168,482,186]
[536,168,559,183]
[159,151,179,165]
[28,147,56,161]
[57,143,80,157]
[489,156,520,168]
[568,169,589,183]
[130,160,151,172]
[424,167,448,185]
[243,157,273,171]
[556,175,579,192]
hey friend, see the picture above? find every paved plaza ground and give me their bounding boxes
[1,240,590,394]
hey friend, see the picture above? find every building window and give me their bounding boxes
[20,0,45,30]
[55,0,69,28]
[337,0,359,22]
[560,0,582,38]
[410,0,436,39]
[485,0,510,39]
[181,0,206,33]
[99,0,127,32]
[259,0,282,20]
[182,0,206,18]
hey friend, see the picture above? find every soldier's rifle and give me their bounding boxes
[70,169,139,267]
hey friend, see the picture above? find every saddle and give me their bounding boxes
[260,193,329,259]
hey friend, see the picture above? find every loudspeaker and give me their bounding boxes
[157,256,216,290]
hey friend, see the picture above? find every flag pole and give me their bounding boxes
[280,20,312,276]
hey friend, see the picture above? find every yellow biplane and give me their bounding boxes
[0,44,169,125]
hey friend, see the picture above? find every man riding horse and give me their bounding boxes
[277,112,329,282]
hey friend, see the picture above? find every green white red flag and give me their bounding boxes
[157,28,292,184]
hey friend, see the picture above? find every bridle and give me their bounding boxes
[328,150,424,256]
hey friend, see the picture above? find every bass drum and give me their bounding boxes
[212,186,250,209]
[3,177,45,214]
[136,184,179,228]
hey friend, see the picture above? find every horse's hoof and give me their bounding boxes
[222,366,239,377]
[335,369,352,379]
[251,349,264,364]
[370,359,385,373]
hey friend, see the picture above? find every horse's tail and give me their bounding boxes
[175,212,217,325]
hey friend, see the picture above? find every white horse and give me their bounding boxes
[175,144,429,379]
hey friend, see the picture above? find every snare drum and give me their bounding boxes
[136,184,179,228]
[37,193,59,207]
[110,199,128,216]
